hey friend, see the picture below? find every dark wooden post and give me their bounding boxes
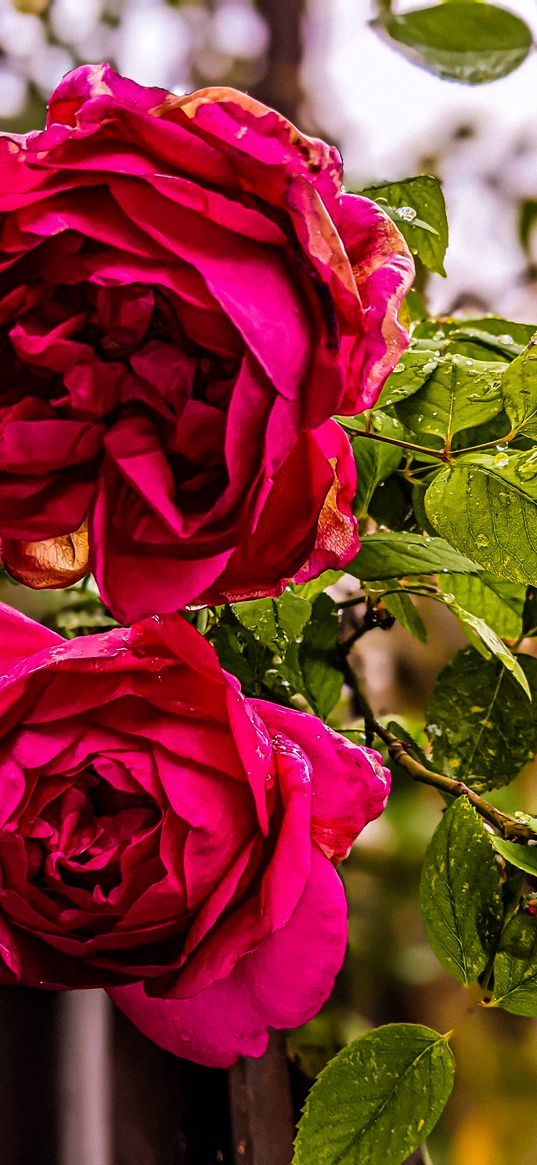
[0,987,61,1165]
[228,1033,295,1165]
[112,1005,232,1164]
[252,0,304,122]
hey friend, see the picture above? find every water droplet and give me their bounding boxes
[392,363,404,374]
[493,452,509,468]
[465,359,474,367]
[517,451,537,481]
[496,443,508,452]
[397,206,417,222]
[476,534,489,548]
[497,334,513,345]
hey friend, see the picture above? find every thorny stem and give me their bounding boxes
[349,428,451,462]
[343,660,535,841]
[347,424,522,464]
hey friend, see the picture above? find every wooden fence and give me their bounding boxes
[0,988,297,1165]
[0,987,434,1163]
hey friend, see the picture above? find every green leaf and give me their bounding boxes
[353,437,403,518]
[426,648,537,788]
[414,316,534,361]
[365,579,528,691]
[293,570,343,602]
[420,798,503,983]
[490,912,537,1015]
[438,572,524,639]
[347,532,481,581]
[374,3,533,85]
[293,1024,454,1165]
[435,596,530,696]
[382,589,428,642]
[361,175,448,275]
[500,334,537,437]
[232,592,312,652]
[298,594,343,718]
[393,355,507,447]
[492,838,537,879]
[424,450,537,589]
[379,348,443,408]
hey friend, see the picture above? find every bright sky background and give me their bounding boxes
[304,0,537,319]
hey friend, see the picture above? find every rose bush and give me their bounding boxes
[0,603,389,1066]
[0,63,413,622]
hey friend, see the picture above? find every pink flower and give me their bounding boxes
[0,64,413,622]
[0,604,389,1066]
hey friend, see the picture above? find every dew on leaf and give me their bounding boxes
[397,205,417,221]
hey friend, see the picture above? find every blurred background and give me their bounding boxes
[1,2,537,1163]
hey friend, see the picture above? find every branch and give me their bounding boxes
[343,662,535,841]
[349,428,450,462]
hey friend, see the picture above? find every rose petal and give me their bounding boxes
[109,845,346,1067]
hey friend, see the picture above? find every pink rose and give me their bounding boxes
[0,604,389,1066]
[0,64,413,622]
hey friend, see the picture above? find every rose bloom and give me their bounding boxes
[0,64,413,622]
[0,603,389,1066]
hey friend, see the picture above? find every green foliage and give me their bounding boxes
[392,355,507,448]
[425,451,537,588]
[437,572,524,639]
[210,591,344,718]
[373,3,533,84]
[293,570,343,601]
[413,316,534,359]
[348,532,480,580]
[231,591,311,652]
[293,1024,454,1165]
[500,335,537,437]
[352,436,402,518]
[426,648,537,788]
[432,595,530,694]
[490,913,537,1016]
[381,588,428,642]
[492,838,537,879]
[298,594,344,718]
[420,799,504,983]
[361,174,448,275]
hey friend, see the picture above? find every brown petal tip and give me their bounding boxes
[1,522,90,590]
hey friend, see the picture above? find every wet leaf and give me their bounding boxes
[425,450,537,589]
[348,532,481,580]
[490,913,537,1016]
[420,798,503,983]
[361,174,448,275]
[426,647,537,788]
[293,1024,454,1165]
[374,3,533,85]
